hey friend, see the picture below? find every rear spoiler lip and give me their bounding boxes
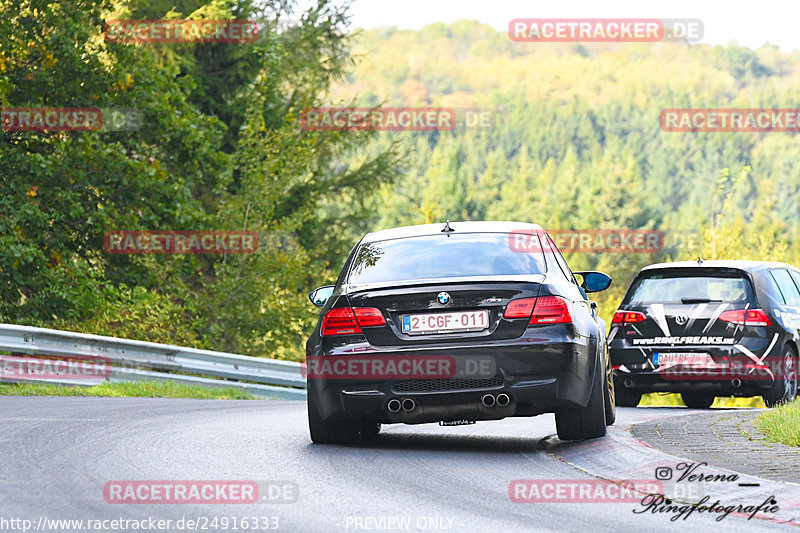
[619,301,758,308]
[344,275,547,294]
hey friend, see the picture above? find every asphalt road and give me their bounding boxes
[0,397,797,532]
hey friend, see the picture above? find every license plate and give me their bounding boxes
[402,310,489,334]
[439,420,476,426]
[653,352,714,367]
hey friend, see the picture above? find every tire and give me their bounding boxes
[603,351,616,426]
[763,345,798,408]
[615,384,642,407]
[556,357,607,440]
[681,392,715,409]
[307,395,361,444]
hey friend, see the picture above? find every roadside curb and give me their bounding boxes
[631,410,800,485]
[542,409,800,526]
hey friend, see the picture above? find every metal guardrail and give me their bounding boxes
[0,324,306,400]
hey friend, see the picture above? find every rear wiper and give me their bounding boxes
[680,298,722,304]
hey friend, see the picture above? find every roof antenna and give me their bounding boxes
[441,220,455,233]
[697,256,703,265]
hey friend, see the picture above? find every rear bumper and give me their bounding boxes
[612,371,772,395]
[610,340,781,395]
[311,374,568,425]
[307,334,599,424]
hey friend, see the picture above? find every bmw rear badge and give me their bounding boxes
[437,292,451,305]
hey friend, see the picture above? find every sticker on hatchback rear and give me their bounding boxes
[633,336,735,345]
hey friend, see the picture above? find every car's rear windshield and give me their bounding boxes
[347,233,546,285]
[625,270,756,305]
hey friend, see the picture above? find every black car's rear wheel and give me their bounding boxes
[603,353,616,426]
[681,392,715,409]
[555,357,607,440]
[615,383,642,407]
[307,396,361,444]
[763,345,798,408]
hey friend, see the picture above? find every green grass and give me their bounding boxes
[755,399,800,447]
[639,392,766,408]
[0,381,260,400]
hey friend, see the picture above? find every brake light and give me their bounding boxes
[353,307,387,327]
[322,308,361,336]
[747,309,771,326]
[611,311,646,326]
[529,296,572,325]
[719,309,772,327]
[322,307,385,335]
[504,297,537,319]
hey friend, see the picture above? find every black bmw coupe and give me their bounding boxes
[305,221,614,443]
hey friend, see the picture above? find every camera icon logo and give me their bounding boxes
[655,467,673,480]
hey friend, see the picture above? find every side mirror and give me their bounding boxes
[573,271,612,293]
[309,285,335,307]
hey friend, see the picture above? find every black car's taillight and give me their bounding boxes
[353,307,387,327]
[529,296,572,325]
[504,296,572,325]
[719,309,772,326]
[611,310,646,326]
[321,307,386,336]
[504,297,537,319]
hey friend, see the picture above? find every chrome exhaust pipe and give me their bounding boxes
[481,394,496,407]
[387,398,401,413]
[624,378,634,388]
[401,398,416,412]
[731,378,742,388]
[496,393,511,407]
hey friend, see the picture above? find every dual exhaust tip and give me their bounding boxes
[482,393,511,408]
[387,393,512,413]
[387,398,415,413]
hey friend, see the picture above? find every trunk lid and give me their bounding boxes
[346,278,544,346]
